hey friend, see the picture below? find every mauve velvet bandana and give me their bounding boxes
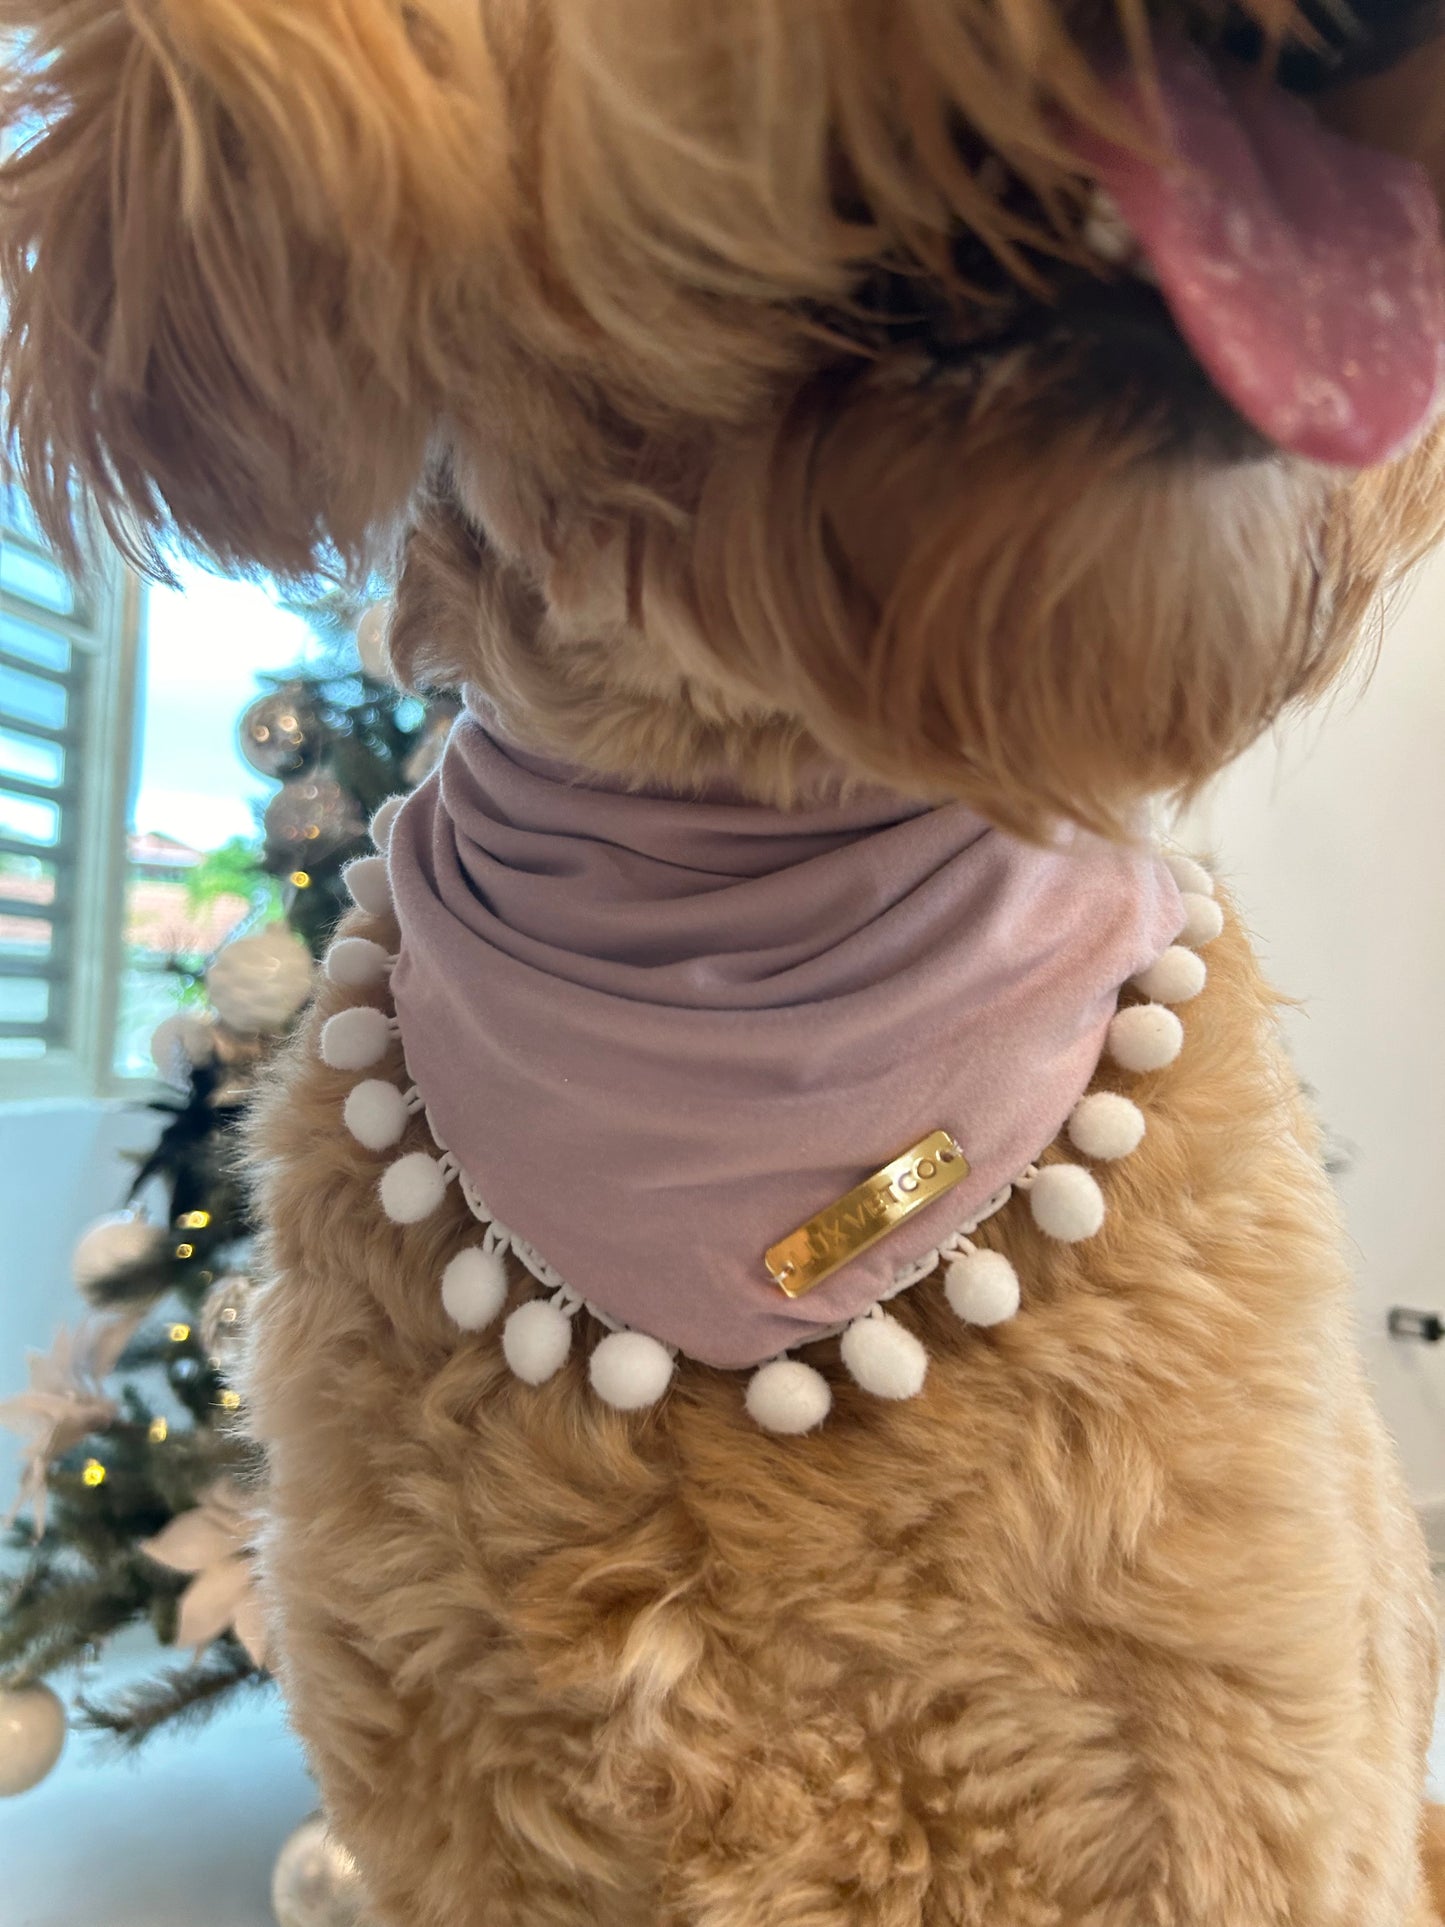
[389,712,1183,1369]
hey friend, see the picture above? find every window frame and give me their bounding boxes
[0,526,143,1102]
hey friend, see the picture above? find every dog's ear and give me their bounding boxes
[0,0,507,577]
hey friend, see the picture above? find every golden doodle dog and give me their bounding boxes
[6,0,1445,1919]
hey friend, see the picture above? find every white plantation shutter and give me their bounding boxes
[0,487,140,1094]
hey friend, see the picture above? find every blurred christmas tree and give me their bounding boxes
[0,592,449,1797]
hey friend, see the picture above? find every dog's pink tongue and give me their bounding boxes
[1076,47,1445,464]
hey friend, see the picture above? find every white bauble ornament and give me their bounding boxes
[1132,945,1207,1006]
[71,1213,159,1297]
[440,1248,508,1331]
[343,1080,409,1152]
[1068,1092,1146,1162]
[588,1331,675,1411]
[943,1248,1021,1326]
[149,1011,215,1086]
[355,603,393,682]
[271,1814,377,1927]
[0,1683,66,1797]
[378,1153,447,1225]
[206,925,314,1035]
[1028,1164,1106,1242]
[745,1359,832,1434]
[502,1299,573,1385]
[320,1007,392,1072]
[325,938,391,990]
[1107,1003,1184,1074]
[1178,891,1224,948]
[840,1312,928,1400]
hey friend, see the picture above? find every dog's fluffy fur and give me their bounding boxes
[4,0,1445,1919]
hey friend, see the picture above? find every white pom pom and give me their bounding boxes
[319,1005,392,1071]
[1107,1003,1184,1073]
[325,936,392,989]
[370,796,404,852]
[205,923,314,1034]
[745,1359,833,1434]
[502,1298,573,1385]
[840,1312,928,1401]
[440,1247,508,1331]
[343,1079,409,1151]
[1165,852,1214,898]
[379,1152,448,1225]
[342,854,392,916]
[943,1248,1021,1326]
[1028,1163,1106,1242]
[588,1330,675,1411]
[1068,1091,1146,1161]
[1132,945,1206,1006]
[1179,891,1224,948]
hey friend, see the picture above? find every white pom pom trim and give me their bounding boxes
[1107,1002,1184,1073]
[1027,1163,1105,1242]
[943,1247,1020,1326]
[1132,945,1207,1006]
[745,1359,833,1434]
[319,1005,393,1071]
[1179,891,1224,948]
[502,1297,574,1385]
[588,1330,676,1411]
[379,1152,449,1225]
[840,1311,928,1400]
[441,1247,508,1331]
[1165,852,1214,898]
[343,1079,410,1151]
[370,796,404,852]
[1068,1091,1146,1161]
[325,937,393,989]
[342,854,392,916]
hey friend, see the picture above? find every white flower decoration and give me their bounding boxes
[142,1479,270,1669]
[0,1313,141,1533]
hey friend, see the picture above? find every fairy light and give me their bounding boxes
[290,870,312,888]
[218,1389,242,1412]
[148,1417,169,1444]
[82,1459,107,1488]
[169,1323,191,1344]
[178,1210,211,1230]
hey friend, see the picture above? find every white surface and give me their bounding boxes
[1181,544,1445,1510]
[0,1630,313,1927]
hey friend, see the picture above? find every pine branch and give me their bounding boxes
[0,1561,152,1683]
[79,1640,269,1751]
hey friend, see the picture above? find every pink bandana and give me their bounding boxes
[386,711,1183,1371]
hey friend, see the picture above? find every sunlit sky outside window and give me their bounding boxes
[114,561,328,1077]
[134,561,318,848]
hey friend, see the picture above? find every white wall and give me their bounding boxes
[1183,545,1445,1511]
[0,1101,158,1437]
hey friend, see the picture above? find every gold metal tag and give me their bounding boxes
[764,1129,970,1299]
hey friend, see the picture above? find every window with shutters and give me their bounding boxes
[0,488,141,1096]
